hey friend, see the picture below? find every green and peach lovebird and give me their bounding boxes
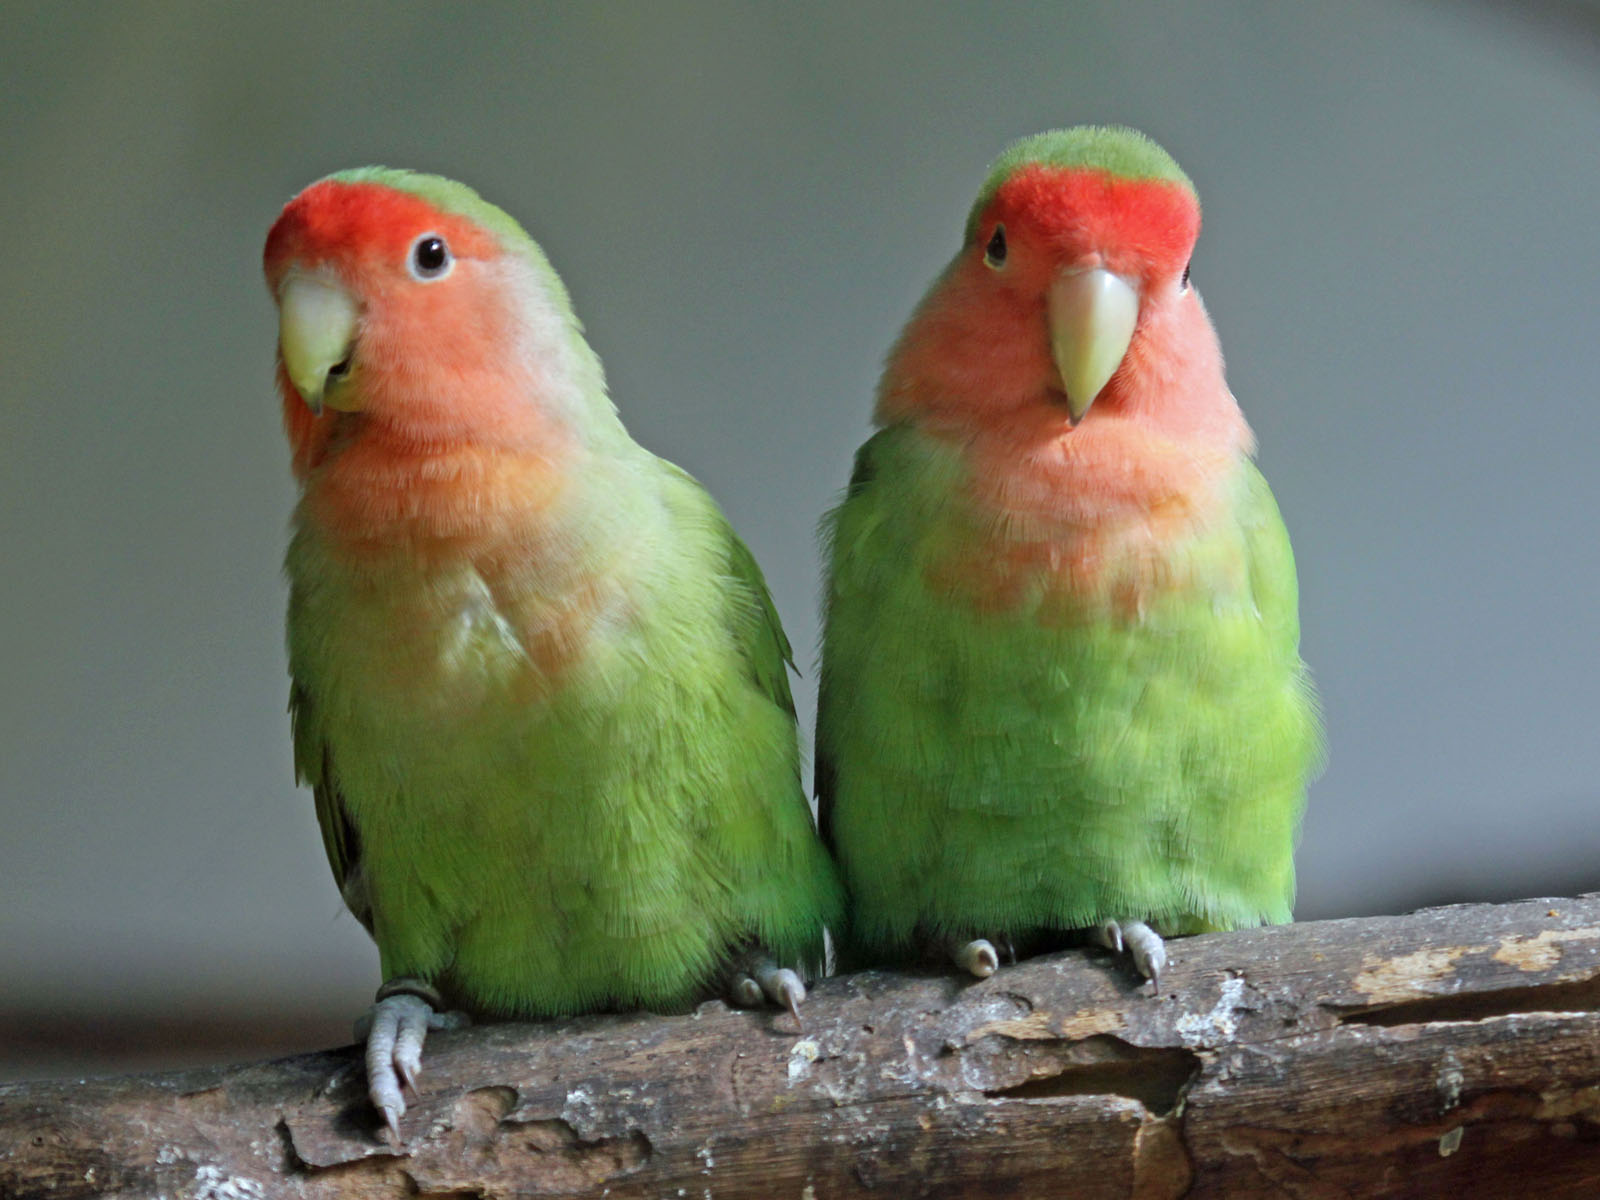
[263,169,842,1140]
[817,127,1320,986]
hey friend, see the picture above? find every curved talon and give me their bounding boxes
[728,953,807,1025]
[392,1007,429,1086]
[1121,920,1167,991]
[1093,920,1124,955]
[728,973,765,1008]
[952,937,999,979]
[755,964,807,1026]
[1092,919,1167,991]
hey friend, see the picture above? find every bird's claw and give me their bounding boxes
[757,964,807,1026]
[950,936,1000,979]
[395,1056,419,1099]
[728,973,765,1008]
[363,992,429,1144]
[360,987,470,1144]
[1093,918,1167,991]
[1093,919,1124,955]
[381,1104,402,1148]
[727,953,807,1027]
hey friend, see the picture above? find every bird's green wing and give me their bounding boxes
[1236,460,1303,653]
[290,682,371,933]
[724,525,798,722]
[815,430,893,854]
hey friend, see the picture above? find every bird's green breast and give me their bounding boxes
[820,427,1319,956]
[289,462,835,1017]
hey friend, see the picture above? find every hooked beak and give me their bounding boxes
[276,272,360,415]
[1047,267,1139,424]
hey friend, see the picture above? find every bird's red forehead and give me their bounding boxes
[981,166,1199,271]
[263,180,498,280]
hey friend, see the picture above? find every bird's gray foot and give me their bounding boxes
[1091,918,1167,990]
[357,978,470,1144]
[726,951,807,1026]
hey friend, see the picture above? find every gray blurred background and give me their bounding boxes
[3,1,1597,1081]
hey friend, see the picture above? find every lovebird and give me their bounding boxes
[817,127,1320,986]
[263,169,842,1138]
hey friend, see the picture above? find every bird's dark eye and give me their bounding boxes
[1179,261,1191,292]
[984,224,1007,268]
[410,234,452,280]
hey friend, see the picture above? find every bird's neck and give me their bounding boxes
[297,411,577,562]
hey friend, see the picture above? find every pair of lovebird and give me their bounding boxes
[264,126,1320,1139]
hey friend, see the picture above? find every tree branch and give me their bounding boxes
[5,895,1600,1198]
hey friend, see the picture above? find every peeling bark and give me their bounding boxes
[4,895,1600,1198]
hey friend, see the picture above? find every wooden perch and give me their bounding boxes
[5,895,1600,1198]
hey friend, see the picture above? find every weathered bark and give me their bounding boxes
[4,895,1600,1198]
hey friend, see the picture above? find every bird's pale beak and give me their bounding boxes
[277,272,360,415]
[1047,267,1139,424]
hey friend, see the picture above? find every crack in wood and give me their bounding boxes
[978,1037,1201,1117]
[1335,975,1600,1027]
